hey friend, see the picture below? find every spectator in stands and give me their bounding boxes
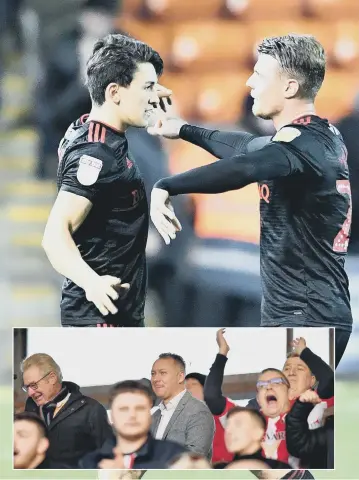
[219,407,290,470]
[150,353,215,459]
[206,330,333,416]
[80,380,186,469]
[286,389,334,469]
[14,412,63,469]
[204,329,334,469]
[185,371,234,465]
[22,353,114,468]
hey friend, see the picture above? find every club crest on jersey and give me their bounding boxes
[77,155,103,185]
[273,127,301,143]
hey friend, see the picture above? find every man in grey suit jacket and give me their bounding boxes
[150,353,215,460]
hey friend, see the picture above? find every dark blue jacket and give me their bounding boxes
[79,433,187,469]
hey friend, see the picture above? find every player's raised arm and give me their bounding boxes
[153,125,323,196]
[147,106,271,159]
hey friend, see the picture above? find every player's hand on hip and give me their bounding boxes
[291,337,307,355]
[84,275,130,316]
[216,328,230,356]
[299,389,321,404]
[150,188,182,245]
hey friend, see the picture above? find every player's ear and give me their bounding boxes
[284,79,299,99]
[106,83,121,104]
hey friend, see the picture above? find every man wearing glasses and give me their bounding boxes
[21,353,114,468]
[255,368,295,467]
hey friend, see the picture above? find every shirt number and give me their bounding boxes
[333,180,352,253]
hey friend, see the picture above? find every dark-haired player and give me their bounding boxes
[42,34,173,327]
[149,34,352,366]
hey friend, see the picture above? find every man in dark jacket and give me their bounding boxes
[286,389,334,469]
[80,380,186,469]
[21,353,114,468]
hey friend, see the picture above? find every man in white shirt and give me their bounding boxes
[150,353,215,459]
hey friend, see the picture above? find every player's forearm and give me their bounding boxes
[155,145,291,195]
[179,124,260,158]
[42,227,98,289]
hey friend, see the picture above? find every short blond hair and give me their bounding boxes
[20,353,62,382]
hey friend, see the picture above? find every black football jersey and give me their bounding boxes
[259,115,352,330]
[57,115,148,326]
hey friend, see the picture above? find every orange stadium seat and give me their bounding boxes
[159,74,199,120]
[225,0,304,20]
[121,0,143,15]
[296,21,336,61]
[196,73,251,124]
[332,22,359,70]
[167,141,260,244]
[170,22,252,72]
[315,72,358,121]
[142,0,223,20]
[117,18,172,58]
[193,187,260,244]
[168,139,215,174]
[305,0,359,20]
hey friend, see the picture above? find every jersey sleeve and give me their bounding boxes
[270,125,326,178]
[60,143,118,202]
[179,124,271,158]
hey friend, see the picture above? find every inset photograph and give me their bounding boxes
[13,327,334,474]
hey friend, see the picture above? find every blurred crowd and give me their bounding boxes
[1,0,359,329]
[14,330,334,475]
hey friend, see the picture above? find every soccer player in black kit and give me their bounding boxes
[148,34,352,367]
[42,34,171,327]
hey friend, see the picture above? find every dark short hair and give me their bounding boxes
[109,380,154,406]
[14,412,48,438]
[227,406,267,431]
[158,353,186,373]
[257,34,325,100]
[185,372,206,387]
[86,33,164,105]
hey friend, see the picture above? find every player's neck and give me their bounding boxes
[273,101,316,131]
[88,106,127,132]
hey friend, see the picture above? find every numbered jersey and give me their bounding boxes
[57,115,148,326]
[259,115,352,330]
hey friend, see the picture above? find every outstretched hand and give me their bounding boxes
[150,188,182,245]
